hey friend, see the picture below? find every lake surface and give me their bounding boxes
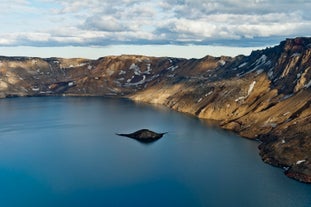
[0,97,310,207]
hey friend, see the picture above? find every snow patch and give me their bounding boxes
[291,53,301,57]
[68,82,74,87]
[117,77,125,81]
[107,87,119,93]
[255,55,267,65]
[235,81,256,102]
[119,70,126,75]
[265,60,272,66]
[283,166,290,171]
[296,160,306,165]
[167,65,179,71]
[126,75,146,86]
[283,112,291,116]
[247,81,256,96]
[235,96,245,102]
[282,94,293,100]
[135,75,146,85]
[129,63,141,75]
[238,62,247,68]
[218,60,226,66]
[256,69,264,75]
[144,63,152,74]
[305,80,311,88]
[239,56,269,77]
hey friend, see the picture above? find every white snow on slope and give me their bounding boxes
[126,75,146,86]
[247,81,256,96]
[144,63,152,74]
[235,81,256,102]
[119,70,126,75]
[255,55,267,65]
[218,60,226,66]
[129,63,141,75]
[239,62,247,68]
[296,160,306,165]
[305,80,311,88]
[167,65,179,71]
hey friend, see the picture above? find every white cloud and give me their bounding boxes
[83,16,125,32]
[0,0,310,48]
[154,10,311,43]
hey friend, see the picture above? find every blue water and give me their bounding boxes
[0,97,310,207]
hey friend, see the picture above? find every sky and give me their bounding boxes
[0,0,310,59]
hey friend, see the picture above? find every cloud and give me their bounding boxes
[154,10,311,45]
[83,16,126,32]
[0,0,310,47]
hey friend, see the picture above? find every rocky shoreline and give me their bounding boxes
[0,37,310,183]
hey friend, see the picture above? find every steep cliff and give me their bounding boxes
[0,37,310,183]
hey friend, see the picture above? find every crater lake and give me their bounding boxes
[0,97,310,207]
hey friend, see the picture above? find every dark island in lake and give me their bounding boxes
[116,129,167,143]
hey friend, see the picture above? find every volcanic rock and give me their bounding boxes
[116,129,167,143]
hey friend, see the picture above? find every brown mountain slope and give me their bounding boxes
[0,37,310,183]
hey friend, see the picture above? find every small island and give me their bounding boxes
[116,129,167,143]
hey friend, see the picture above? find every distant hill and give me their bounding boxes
[0,37,310,183]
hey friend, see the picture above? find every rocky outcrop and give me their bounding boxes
[0,37,310,183]
[116,129,167,143]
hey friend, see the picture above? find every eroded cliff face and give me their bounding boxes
[0,37,310,183]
